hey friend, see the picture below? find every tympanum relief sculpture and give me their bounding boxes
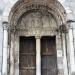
[17,11,57,36]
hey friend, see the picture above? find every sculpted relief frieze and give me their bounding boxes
[16,11,57,36]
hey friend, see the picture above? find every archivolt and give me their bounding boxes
[8,0,66,29]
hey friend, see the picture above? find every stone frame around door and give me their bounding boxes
[2,0,69,75]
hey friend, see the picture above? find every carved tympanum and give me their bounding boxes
[17,11,57,36]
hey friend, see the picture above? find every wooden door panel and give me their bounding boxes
[20,39,36,54]
[19,37,36,75]
[41,37,56,55]
[19,70,36,75]
[41,56,57,69]
[20,55,36,68]
[42,69,57,75]
[41,36,57,75]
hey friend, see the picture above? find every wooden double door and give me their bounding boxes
[19,36,57,75]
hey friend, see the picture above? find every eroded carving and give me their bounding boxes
[16,11,57,36]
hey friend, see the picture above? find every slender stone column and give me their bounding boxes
[69,29,75,73]
[61,33,68,75]
[35,36,41,75]
[10,33,15,75]
[2,21,8,75]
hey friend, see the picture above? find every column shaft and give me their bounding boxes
[2,29,8,75]
[36,37,41,75]
[10,34,15,75]
[62,33,68,75]
[69,29,75,72]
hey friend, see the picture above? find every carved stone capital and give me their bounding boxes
[2,21,9,30]
[58,24,68,34]
[35,36,41,39]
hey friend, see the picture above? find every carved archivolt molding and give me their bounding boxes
[8,0,67,36]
